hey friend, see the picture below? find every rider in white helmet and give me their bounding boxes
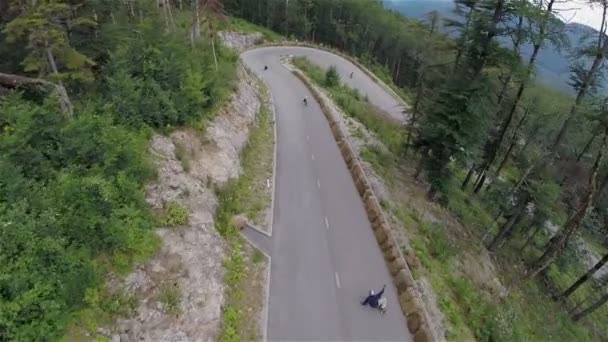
[361,284,386,307]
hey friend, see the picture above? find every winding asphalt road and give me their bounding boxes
[242,46,411,341]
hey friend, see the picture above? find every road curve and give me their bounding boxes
[242,46,412,341]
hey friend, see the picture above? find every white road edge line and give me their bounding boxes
[325,217,330,230]
[335,272,341,289]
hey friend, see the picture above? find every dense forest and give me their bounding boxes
[0,0,236,339]
[224,0,608,339]
[383,0,603,94]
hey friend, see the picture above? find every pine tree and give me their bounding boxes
[4,1,97,115]
[527,124,608,279]
[551,0,608,153]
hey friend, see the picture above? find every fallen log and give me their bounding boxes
[0,72,73,116]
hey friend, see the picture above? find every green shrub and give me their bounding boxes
[174,143,191,173]
[419,222,455,262]
[219,306,241,342]
[252,249,265,264]
[324,65,340,87]
[161,202,190,227]
[158,282,181,316]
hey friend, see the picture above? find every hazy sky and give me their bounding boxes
[553,0,605,31]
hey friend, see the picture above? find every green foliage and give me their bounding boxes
[160,202,190,227]
[419,222,455,262]
[174,143,192,173]
[0,98,158,339]
[252,249,265,264]
[219,17,282,42]
[3,2,96,81]
[0,2,237,339]
[158,283,181,316]
[224,243,245,287]
[418,76,493,198]
[324,65,340,87]
[102,17,236,129]
[219,305,241,342]
[360,145,396,184]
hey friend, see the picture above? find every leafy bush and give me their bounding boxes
[324,65,340,87]
[0,6,236,338]
[0,98,157,339]
[219,306,240,342]
[419,222,455,263]
[102,17,236,129]
[161,202,190,227]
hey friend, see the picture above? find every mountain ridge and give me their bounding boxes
[383,0,602,94]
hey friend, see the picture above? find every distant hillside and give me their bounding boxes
[383,0,602,94]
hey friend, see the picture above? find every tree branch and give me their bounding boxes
[0,72,73,116]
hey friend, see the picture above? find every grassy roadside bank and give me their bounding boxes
[292,57,601,341]
[216,81,274,342]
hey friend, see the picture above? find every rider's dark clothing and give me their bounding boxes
[361,285,386,308]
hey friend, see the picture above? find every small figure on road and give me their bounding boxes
[303,96,308,106]
[349,71,354,79]
[361,284,386,308]
[264,65,268,71]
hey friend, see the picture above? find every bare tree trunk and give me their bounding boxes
[0,72,72,116]
[493,13,525,108]
[404,70,425,156]
[191,0,201,46]
[158,0,170,30]
[394,58,401,83]
[572,291,608,321]
[211,37,219,72]
[495,107,530,175]
[473,43,542,194]
[45,48,73,116]
[128,0,135,17]
[519,223,542,254]
[414,148,428,180]
[453,6,475,71]
[568,294,594,315]
[473,172,487,193]
[473,0,556,192]
[178,0,183,10]
[488,194,528,252]
[495,140,516,175]
[595,173,608,207]
[93,10,99,38]
[166,0,176,30]
[527,128,608,279]
[561,252,608,299]
[576,126,600,162]
[462,166,475,190]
